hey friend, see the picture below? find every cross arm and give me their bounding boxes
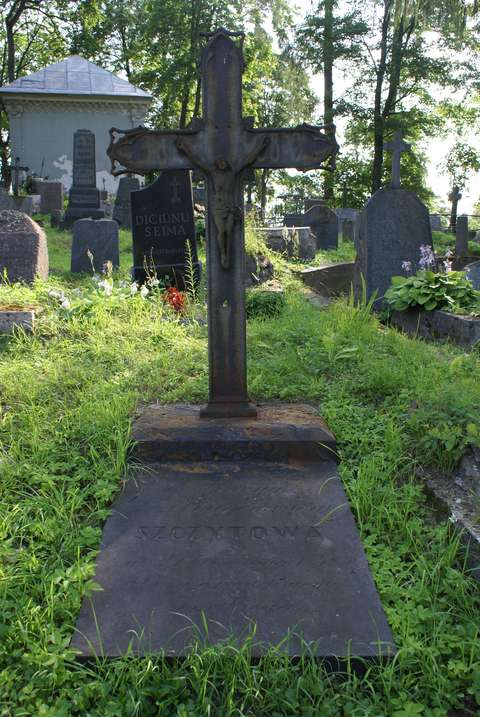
[248,124,339,171]
[107,126,198,176]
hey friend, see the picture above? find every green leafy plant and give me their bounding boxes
[246,289,286,319]
[385,270,480,314]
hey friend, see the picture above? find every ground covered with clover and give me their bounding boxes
[0,225,480,716]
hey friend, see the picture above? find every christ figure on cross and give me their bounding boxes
[108,28,338,419]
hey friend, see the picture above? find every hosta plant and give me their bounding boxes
[384,270,480,314]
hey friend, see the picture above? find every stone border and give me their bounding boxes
[390,308,480,348]
[296,262,354,297]
[0,308,36,333]
[424,472,480,582]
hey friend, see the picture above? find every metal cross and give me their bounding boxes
[108,28,338,419]
[384,131,411,189]
[10,156,29,196]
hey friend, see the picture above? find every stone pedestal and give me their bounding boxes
[71,403,395,666]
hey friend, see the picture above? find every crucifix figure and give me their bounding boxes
[10,156,29,196]
[384,131,411,189]
[108,28,338,419]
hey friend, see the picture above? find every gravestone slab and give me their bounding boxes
[38,181,63,214]
[0,209,48,282]
[342,220,354,242]
[297,227,317,261]
[63,130,104,228]
[71,218,119,273]
[131,170,200,288]
[355,188,433,302]
[456,215,469,256]
[429,214,443,231]
[285,205,338,250]
[304,204,338,250]
[112,176,140,228]
[466,260,480,290]
[71,403,395,662]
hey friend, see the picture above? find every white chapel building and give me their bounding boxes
[0,56,152,193]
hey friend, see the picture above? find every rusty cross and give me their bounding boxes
[108,28,338,419]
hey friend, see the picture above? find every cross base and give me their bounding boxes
[199,400,258,419]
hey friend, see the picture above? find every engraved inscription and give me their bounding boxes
[135,525,325,541]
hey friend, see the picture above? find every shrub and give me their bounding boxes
[245,289,286,319]
[384,270,480,315]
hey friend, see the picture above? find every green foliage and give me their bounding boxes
[385,270,480,314]
[245,288,286,319]
[441,141,480,191]
[1,256,480,712]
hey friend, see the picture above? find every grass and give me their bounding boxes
[1,223,480,714]
[432,231,480,258]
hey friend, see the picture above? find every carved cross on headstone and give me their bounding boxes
[170,175,181,204]
[384,131,411,189]
[10,156,29,196]
[108,28,338,418]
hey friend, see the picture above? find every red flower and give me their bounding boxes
[165,287,186,312]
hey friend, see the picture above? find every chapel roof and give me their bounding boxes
[0,56,152,100]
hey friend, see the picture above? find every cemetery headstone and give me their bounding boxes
[455,215,469,256]
[62,129,104,228]
[112,176,140,228]
[297,227,317,260]
[131,170,200,288]
[342,219,354,242]
[355,131,433,302]
[285,202,338,250]
[38,180,63,214]
[466,260,480,290]
[0,209,48,282]
[429,213,443,231]
[71,218,119,273]
[72,28,393,664]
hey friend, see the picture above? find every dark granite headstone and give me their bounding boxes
[285,204,338,250]
[131,170,200,288]
[71,218,119,273]
[63,130,104,228]
[355,188,433,302]
[39,181,63,214]
[303,204,338,250]
[342,220,354,242]
[456,215,469,256]
[112,176,140,228]
[466,260,480,290]
[0,209,48,282]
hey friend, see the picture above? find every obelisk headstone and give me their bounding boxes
[62,130,104,228]
[355,131,433,302]
[131,170,200,288]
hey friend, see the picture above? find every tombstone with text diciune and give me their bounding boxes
[131,170,200,288]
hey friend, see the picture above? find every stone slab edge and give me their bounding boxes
[132,402,337,463]
[0,309,35,333]
[424,475,480,582]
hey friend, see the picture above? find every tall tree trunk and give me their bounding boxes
[371,0,393,194]
[323,0,335,203]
